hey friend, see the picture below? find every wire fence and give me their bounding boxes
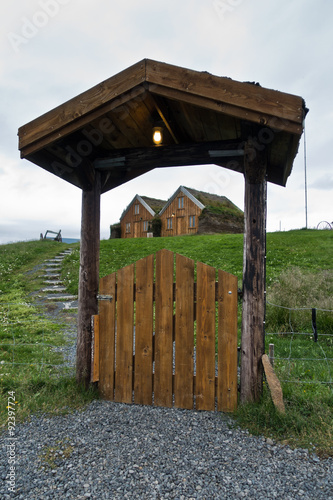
[265,301,333,387]
[1,300,333,387]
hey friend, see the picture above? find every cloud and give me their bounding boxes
[310,175,333,191]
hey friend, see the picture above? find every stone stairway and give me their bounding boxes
[35,248,78,370]
[41,250,78,310]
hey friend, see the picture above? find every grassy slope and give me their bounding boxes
[62,229,333,294]
[0,241,97,428]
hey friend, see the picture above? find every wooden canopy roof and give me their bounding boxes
[18,59,306,193]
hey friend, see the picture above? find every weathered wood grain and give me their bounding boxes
[196,262,216,410]
[154,249,174,407]
[98,273,116,400]
[217,270,238,411]
[114,264,134,403]
[19,61,146,151]
[146,60,304,126]
[76,172,100,387]
[174,253,194,409]
[134,254,154,405]
[240,143,267,403]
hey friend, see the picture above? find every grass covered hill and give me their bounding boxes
[60,229,332,294]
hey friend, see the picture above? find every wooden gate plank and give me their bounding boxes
[134,254,154,405]
[115,264,134,403]
[174,253,194,409]
[196,262,216,410]
[99,273,116,399]
[217,270,238,411]
[154,249,174,407]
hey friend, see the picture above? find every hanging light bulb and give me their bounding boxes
[152,126,163,145]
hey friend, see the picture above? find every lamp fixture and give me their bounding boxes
[152,126,163,145]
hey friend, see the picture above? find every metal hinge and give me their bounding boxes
[97,294,113,302]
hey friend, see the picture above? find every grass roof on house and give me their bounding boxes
[184,187,243,214]
[141,196,167,214]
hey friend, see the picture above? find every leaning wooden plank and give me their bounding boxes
[91,315,100,383]
[174,253,194,409]
[217,270,238,411]
[196,262,216,410]
[154,249,174,407]
[134,254,154,405]
[115,264,134,403]
[98,273,116,400]
[262,354,285,414]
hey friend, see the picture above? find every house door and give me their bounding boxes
[133,221,139,238]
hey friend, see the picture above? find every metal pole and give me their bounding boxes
[304,126,308,229]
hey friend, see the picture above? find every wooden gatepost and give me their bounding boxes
[92,249,238,412]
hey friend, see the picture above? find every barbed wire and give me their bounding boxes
[266,301,333,386]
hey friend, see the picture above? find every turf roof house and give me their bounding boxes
[159,186,244,237]
[117,186,244,238]
[119,194,166,238]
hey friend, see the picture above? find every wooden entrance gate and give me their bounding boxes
[91,249,238,411]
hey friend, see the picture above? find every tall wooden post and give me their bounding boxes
[240,141,267,403]
[76,171,101,387]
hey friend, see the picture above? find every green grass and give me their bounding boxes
[1,230,333,457]
[0,240,97,429]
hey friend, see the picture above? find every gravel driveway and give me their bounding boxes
[1,400,332,499]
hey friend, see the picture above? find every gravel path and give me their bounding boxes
[1,400,332,499]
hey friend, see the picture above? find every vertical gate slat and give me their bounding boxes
[134,254,154,405]
[217,269,238,411]
[174,253,194,409]
[115,264,134,403]
[154,249,174,407]
[99,273,116,399]
[196,262,216,410]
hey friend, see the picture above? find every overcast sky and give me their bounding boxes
[1,0,332,243]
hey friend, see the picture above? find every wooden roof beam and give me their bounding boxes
[94,139,244,174]
[144,92,180,144]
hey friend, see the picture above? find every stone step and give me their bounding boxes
[45,294,78,301]
[63,302,78,310]
[42,287,67,293]
[42,274,60,279]
[43,280,64,285]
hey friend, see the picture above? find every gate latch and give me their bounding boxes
[97,294,113,302]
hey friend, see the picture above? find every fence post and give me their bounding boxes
[312,308,318,342]
[269,343,274,367]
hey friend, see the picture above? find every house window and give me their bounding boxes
[189,215,195,228]
[167,218,173,229]
[178,197,184,209]
[143,220,148,232]
[134,204,140,215]
[126,222,131,233]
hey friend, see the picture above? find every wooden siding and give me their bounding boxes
[160,194,202,237]
[121,200,153,238]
